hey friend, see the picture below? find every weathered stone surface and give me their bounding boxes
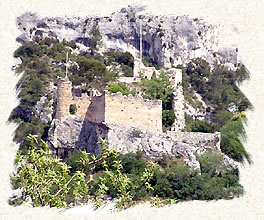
[18,6,239,171]
[48,116,104,158]
[35,82,56,124]
[17,6,240,70]
[48,119,224,169]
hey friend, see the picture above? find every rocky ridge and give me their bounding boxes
[17,5,240,69]
[48,115,237,170]
[16,6,240,170]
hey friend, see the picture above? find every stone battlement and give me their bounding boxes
[105,92,162,132]
[105,91,162,106]
[56,77,91,120]
[55,77,163,132]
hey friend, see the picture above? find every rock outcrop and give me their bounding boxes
[16,5,240,69]
[48,115,224,169]
[17,6,239,170]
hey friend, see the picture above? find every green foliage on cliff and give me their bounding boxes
[104,50,134,77]
[89,24,102,55]
[140,72,175,129]
[220,114,251,163]
[69,55,114,91]
[11,136,243,208]
[107,83,136,96]
[183,58,251,112]
[153,151,243,201]
[180,58,252,163]
[184,114,216,133]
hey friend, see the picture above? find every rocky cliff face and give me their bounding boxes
[48,115,238,170]
[17,5,239,69]
[18,6,239,170]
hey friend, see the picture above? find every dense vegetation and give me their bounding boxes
[179,58,252,163]
[140,72,175,130]
[104,50,134,77]
[10,135,243,209]
[9,35,251,209]
[107,83,136,96]
[9,37,116,151]
[69,55,114,91]
[10,37,69,150]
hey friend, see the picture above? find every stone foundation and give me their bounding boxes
[48,117,220,169]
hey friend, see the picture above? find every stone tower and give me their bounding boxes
[56,77,73,119]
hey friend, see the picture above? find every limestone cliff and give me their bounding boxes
[17,5,239,69]
[48,115,228,169]
[16,6,240,169]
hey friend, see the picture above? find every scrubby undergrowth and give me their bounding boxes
[10,135,243,209]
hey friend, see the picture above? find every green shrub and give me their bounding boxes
[220,118,251,163]
[213,110,233,128]
[66,150,83,173]
[131,129,142,138]
[152,158,243,201]
[104,50,134,76]
[107,83,136,96]
[119,152,147,175]
[197,150,225,176]
[184,115,215,133]
[162,110,176,128]
[190,120,215,133]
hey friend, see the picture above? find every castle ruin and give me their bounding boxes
[56,77,163,133]
[48,56,220,169]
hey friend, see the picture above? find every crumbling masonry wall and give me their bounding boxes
[104,123,221,169]
[56,77,91,120]
[56,78,163,132]
[105,92,162,132]
[168,68,185,131]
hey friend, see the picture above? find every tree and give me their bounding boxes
[89,24,102,55]
[220,116,251,164]
[197,150,225,176]
[69,56,111,91]
[140,72,175,129]
[11,135,160,209]
[11,135,89,207]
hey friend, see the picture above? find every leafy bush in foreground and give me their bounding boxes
[10,135,244,209]
[153,151,243,201]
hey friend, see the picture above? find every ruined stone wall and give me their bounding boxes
[71,93,91,119]
[118,77,141,84]
[133,57,160,79]
[85,95,105,123]
[141,66,159,79]
[105,123,221,169]
[56,77,91,120]
[167,68,185,131]
[167,131,221,151]
[48,119,221,169]
[104,92,162,132]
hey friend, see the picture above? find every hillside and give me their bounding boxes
[9,5,252,209]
